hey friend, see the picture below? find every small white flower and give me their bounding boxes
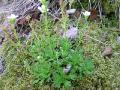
[7,14,18,19]
[37,56,41,59]
[38,6,43,12]
[66,9,76,14]
[82,11,91,17]
[38,5,48,13]
[7,14,18,24]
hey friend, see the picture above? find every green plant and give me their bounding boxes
[28,26,94,88]
[1,1,120,89]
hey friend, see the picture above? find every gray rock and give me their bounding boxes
[117,36,120,42]
[63,26,78,39]
[0,29,5,44]
[63,64,72,73]
[102,47,112,57]
[0,57,4,74]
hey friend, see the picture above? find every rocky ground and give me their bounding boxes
[0,45,4,75]
[0,12,6,75]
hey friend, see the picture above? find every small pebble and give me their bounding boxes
[0,58,4,74]
[63,64,72,73]
[102,47,112,57]
[117,35,120,42]
[63,26,78,39]
[0,45,2,48]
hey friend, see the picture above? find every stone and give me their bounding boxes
[117,34,120,42]
[0,29,5,44]
[63,26,78,39]
[63,64,72,73]
[0,57,4,74]
[102,47,112,57]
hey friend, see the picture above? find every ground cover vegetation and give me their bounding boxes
[0,0,120,89]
